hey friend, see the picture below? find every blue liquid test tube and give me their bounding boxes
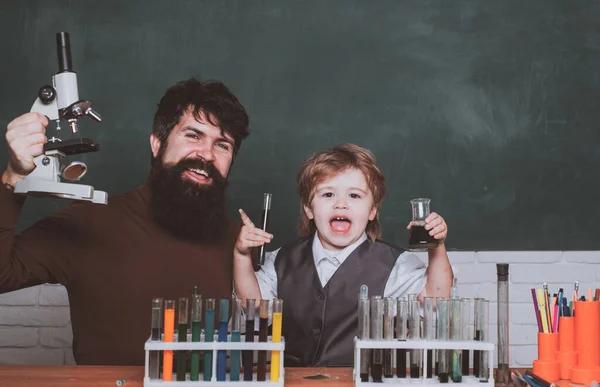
[204,298,216,381]
[217,299,229,381]
[230,298,242,381]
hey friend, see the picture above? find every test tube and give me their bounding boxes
[243,300,256,381]
[396,298,408,378]
[216,299,229,381]
[450,299,463,382]
[473,298,483,377]
[204,298,216,381]
[409,299,421,378]
[383,297,395,378]
[257,300,269,381]
[270,299,283,382]
[497,263,510,386]
[461,298,471,377]
[177,297,189,381]
[163,300,175,381]
[358,285,370,382]
[370,296,384,382]
[190,295,202,381]
[478,299,490,382]
[437,299,449,383]
[258,193,272,265]
[149,298,163,380]
[424,297,434,379]
[230,298,242,381]
[407,294,418,378]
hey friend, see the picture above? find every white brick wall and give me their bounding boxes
[0,284,73,365]
[0,251,598,367]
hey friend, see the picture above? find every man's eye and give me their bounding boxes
[186,133,199,140]
[217,142,231,151]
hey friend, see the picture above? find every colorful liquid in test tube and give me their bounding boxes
[217,299,229,381]
[190,295,202,381]
[424,297,435,379]
[177,297,188,381]
[162,300,175,381]
[270,299,283,382]
[383,297,395,378]
[437,299,450,383]
[358,285,370,382]
[149,298,163,380]
[370,296,383,382]
[396,298,408,378]
[257,300,269,381]
[409,299,422,378]
[243,300,256,381]
[230,298,242,381]
[204,298,216,381]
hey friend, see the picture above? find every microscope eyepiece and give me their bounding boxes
[56,32,73,73]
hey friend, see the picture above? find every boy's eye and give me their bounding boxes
[350,193,361,199]
[322,192,334,198]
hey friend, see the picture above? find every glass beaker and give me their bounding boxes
[409,198,439,250]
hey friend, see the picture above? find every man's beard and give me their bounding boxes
[149,156,229,244]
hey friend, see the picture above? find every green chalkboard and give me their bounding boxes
[0,0,599,250]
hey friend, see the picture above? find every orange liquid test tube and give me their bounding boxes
[162,300,175,381]
[270,298,283,382]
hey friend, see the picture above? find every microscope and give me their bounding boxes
[13,32,107,204]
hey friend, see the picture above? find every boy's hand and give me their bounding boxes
[235,209,273,256]
[407,212,448,243]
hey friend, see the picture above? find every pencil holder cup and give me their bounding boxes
[533,332,560,382]
[556,316,578,380]
[571,300,600,384]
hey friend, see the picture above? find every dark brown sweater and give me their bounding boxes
[0,180,240,365]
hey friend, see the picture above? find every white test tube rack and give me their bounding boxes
[353,338,494,387]
[143,333,286,387]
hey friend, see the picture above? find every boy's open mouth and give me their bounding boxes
[330,216,351,234]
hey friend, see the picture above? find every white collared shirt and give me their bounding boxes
[255,232,428,301]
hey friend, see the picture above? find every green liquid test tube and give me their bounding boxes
[190,294,202,381]
[177,297,188,381]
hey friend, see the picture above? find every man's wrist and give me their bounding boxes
[2,167,25,190]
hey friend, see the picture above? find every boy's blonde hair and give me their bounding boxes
[297,143,386,241]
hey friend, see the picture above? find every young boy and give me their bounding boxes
[233,143,453,367]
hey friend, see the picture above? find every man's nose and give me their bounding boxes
[195,143,215,161]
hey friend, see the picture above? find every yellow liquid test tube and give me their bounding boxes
[270,298,283,382]
[163,300,175,381]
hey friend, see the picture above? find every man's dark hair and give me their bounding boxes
[151,78,250,165]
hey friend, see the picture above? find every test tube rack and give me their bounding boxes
[353,338,495,386]
[143,333,286,387]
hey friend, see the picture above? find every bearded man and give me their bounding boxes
[0,78,250,365]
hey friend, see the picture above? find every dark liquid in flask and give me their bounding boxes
[409,224,438,249]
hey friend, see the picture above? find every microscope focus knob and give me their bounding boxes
[38,85,56,105]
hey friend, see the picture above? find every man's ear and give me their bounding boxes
[303,204,314,220]
[368,206,378,221]
[150,134,161,158]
